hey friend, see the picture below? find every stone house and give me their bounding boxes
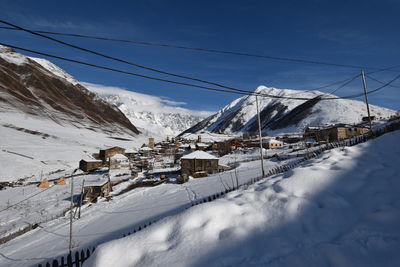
[305,125,370,142]
[139,146,153,157]
[109,154,130,170]
[264,139,284,149]
[180,150,219,177]
[99,146,125,162]
[83,180,111,203]
[245,138,283,149]
[124,148,139,159]
[79,159,103,172]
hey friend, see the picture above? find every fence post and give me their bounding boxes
[67,253,72,267]
[75,251,80,267]
[86,249,91,260]
[80,250,85,264]
[52,259,59,267]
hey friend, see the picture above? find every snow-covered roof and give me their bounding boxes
[196,143,209,147]
[218,164,231,168]
[140,147,153,151]
[181,150,218,160]
[306,126,322,130]
[110,153,128,160]
[125,149,138,153]
[84,179,109,187]
[81,159,102,163]
[264,139,283,144]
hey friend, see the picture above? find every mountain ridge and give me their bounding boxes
[180,85,397,136]
[83,82,212,138]
[0,45,139,135]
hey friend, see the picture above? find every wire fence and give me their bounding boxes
[37,120,400,267]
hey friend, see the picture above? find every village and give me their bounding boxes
[33,121,376,206]
[2,2,400,265]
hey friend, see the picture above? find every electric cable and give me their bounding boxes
[1,24,399,73]
[1,42,398,101]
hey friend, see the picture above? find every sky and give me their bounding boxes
[0,0,399,112]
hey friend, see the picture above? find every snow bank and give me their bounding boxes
[87,131,400,267]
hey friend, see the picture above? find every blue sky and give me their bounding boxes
[0,0,399,111]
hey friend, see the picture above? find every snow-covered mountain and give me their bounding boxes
[0,45,139,135]
[181,85,397,136]
[83,82,212,138]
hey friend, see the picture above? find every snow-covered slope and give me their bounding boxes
[0,111,147,182]
[181,86,397,136]
[83,82,212,138]
[0,45,139,136]
[88,130,400,267]
[0,45,146,182]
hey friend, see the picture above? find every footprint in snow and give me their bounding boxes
[272,184,284,193]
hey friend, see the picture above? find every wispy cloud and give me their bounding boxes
[318,29,373,45]
[32,19,96,31]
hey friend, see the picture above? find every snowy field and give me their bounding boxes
[87,131,400,267]
[0,111,147,182]
[0,155,298,267]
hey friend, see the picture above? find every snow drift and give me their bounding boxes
[88,130,400,267]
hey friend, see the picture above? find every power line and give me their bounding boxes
[2,20,399,100]
[1,42,398,101]
[1,24,400,73]
[0,42,319,100]
[0,20,261,94]
[365,74,400,89]
[0,42,309,100]
[364,74,400,94]
[0,186,52,213]
[328,74,361,95]
[284,74,360,97]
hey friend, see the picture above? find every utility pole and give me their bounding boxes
[78,179,85,219]
[361,70,373,131]
[255,95,265,177]
[69,175,74,253]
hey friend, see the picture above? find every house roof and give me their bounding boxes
[110,153,128,160]
[80,159,102,163]
[196,143,209,147]
[264,139,283,144]
[125,149,138,153]
[84,179,109,187]
[100,146,124,152]
[140,146,153,151]
[181,150,218,160]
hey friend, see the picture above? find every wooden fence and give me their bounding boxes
[38,248,94,267]
[37,121,400,267]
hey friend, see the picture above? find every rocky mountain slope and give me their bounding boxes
[0,45,139,135]
[181,85,397,136]
[83,82,211,138]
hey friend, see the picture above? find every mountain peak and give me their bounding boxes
[181,85,396,136]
